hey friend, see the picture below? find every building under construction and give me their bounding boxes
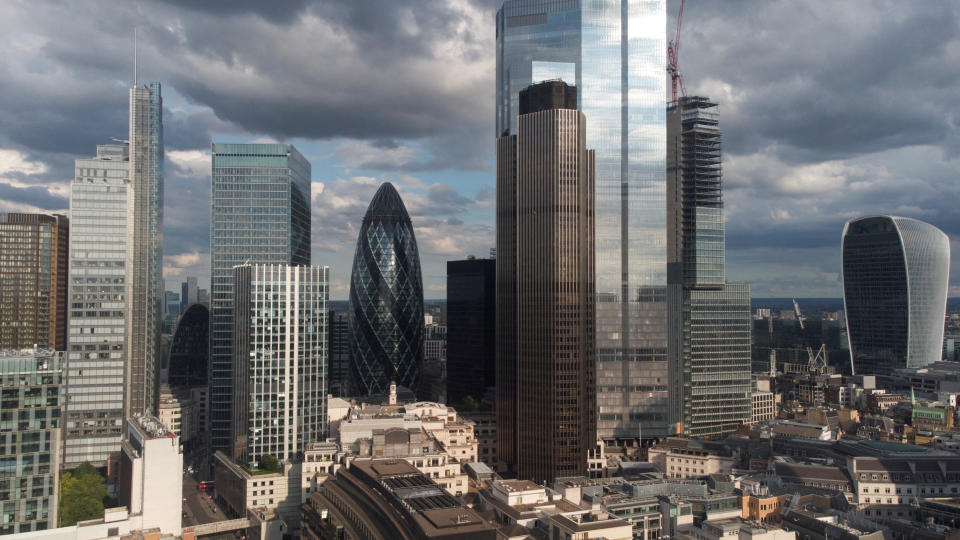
[667,96,753,439]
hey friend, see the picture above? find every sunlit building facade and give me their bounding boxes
[64,143,129,468]
[209,143,311,450]
[0,214,68,351]
[842,215,950,375]
[497,0,668,443]
[348,183,424,397]
[232,264,328,466]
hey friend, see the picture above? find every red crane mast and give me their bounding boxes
[667,0,687,102]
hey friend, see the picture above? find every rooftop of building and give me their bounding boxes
[496,479,544,493]
[347,459,495,537]
[774,462,851,483]
[549,511,632,532]
[129,415,175,440]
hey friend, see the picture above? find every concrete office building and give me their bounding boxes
[125,81,164,419]
[497,80,596,482]
[446,257,496,407]
[497,0,668,445]
[209,143,311,451]
[0,349,63,535]
[64,143,130,468]
[233,264,328,466]
[348,183,424,396]
[0,214,68,351]
[842,215,950,375]
[118,415,183,537]
[667,96,752,439]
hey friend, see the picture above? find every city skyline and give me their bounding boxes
[0,1,959,301]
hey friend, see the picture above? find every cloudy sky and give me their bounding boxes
[1,0,958,299]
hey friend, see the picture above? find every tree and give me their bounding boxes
[260,454,280,473]
[462,395,480,412]
[59,463,107,526]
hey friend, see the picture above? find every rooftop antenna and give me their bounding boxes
[133,26,137,87]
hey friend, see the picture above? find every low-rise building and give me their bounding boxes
[849,455,960,506]
[753,392,776,424]
[302,458,495,540]
[648,443,734,479]
[213,451,301,530]
[157,387,195,443]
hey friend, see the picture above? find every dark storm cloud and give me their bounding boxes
[1,0,959,295]
[0,183,66,211]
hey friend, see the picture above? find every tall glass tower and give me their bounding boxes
[209,143,311,451]
[666,97,751,439]
[348,182,424,397]
[126,82,164,418]
[842,215,950,375]
[497,0,668,442]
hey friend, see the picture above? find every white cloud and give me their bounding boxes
[167,149,210,178]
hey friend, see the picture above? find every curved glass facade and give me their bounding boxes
[168,303,209,388]
[349,183,424,396]
[842,215,950,374]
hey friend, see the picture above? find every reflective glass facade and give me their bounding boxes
[0,350,62,535]
[64,144,129,468]
[168,303,209,388]
[126,82,164,418]
[233,264,327,466]
[446,258,496,407]
[209,143,311,450]
[348,183,424,396]
[842,216,950,375]
[497,0,668,440]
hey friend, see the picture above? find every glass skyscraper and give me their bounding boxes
[126,81,164,418]
[64,143,129,468]
[497,0,668,441]
[232,264,328,466]
[209,143,311,451]
[348,182,424,396]
[842,215,950,375]
[666,97,751,439]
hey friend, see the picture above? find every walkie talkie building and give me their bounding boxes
[348,183,425,396]
[842,215,950,375]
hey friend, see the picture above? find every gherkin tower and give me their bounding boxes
[349,182,424,396]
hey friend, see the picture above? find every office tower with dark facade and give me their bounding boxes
[0,349,63,534]
[497,0,668,444]
[497,80,596,482]
[328,310,351,397]
[446,257,496,407]
[0,213,68,351]
[666,96,751,439]
[126,81,164,418]
[348,183,424,396]
[842,216,950,375]
[209,143,311,450]
[64,143,129,468]
[232,264,328,466]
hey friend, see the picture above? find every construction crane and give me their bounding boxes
[792,298,828,374]
[667,0,687,102]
